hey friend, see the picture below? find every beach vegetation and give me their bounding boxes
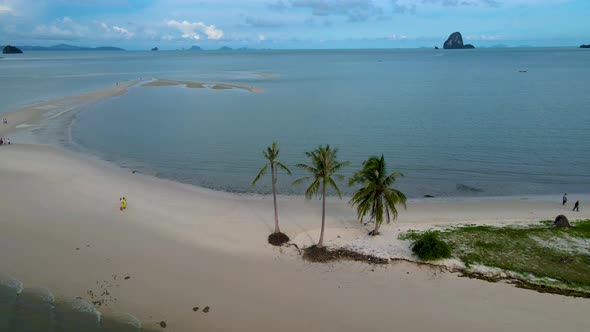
[294,145,349,248]
[252,142,292,245]
[349,155,407,236]
[410,231,452,261]
[402,220,590,296]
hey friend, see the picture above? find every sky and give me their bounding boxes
[0,0,589,49]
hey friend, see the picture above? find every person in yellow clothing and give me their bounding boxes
[120,197,127,211]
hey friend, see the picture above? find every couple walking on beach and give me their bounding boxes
[562,193,580,212]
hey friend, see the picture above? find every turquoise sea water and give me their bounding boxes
[2,49,590,197]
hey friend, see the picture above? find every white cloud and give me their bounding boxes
[465,34,502,41]
[112,25,135,38]
[34,24,81,38]
[388,33,408,40]
[166,20,224,40]
[33,17,88,39]
[0,4,12,15]
[392,0,569,10]
[258,34,266,41]
[96,22,135,39]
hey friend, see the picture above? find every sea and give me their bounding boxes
[1,48,590,198]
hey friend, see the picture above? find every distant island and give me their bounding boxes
[2,44,125,51]
[581,44,590,49]
[217,46,233,51]
[2,45,23,54]
[189,46,202,51]
[443,32,475,49]
[151,47,159,51]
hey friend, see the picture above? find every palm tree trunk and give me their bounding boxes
[373,221,381,235]
[271,164,280,234]
[318,180,327,248]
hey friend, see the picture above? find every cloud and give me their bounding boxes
[258,34,266,41]
[269,0,384,22]
[387,33,408,40]
[33,17,88,40]
[391,0,567,12]
[244,16,285,27]
[97,22,135,39]
[0,3,12,15]
[266,0,289,11]
[166,20,224,40]
[465,34,502,40]
[0,4,12,15]
[112,26,134,38]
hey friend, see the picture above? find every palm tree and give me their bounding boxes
[252,142,292,237]
[349,155,407,236]
[294,145,349,248]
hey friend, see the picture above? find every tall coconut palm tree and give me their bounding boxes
[349,155,407,236]
[252,142,291,236]
[294,145,349,248]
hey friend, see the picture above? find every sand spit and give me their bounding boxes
[254,72,280,78]
[141,79,263,93]
[0,80,141,136]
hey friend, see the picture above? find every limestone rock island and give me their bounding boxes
[443,32,475,49]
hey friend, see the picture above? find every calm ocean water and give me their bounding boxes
[2,49,590,197]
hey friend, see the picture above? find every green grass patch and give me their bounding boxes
[401,220,590,295]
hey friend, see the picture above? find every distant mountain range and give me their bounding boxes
[0,44,125,51]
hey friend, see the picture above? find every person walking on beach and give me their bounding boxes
[562,193,568,205]
[120,197,127,211]
[573,200,580,212]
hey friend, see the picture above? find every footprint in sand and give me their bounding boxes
[159,321,167,328]
[203,306,210,313]
[192,307,199,312]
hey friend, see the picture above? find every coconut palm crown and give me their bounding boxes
[252,142,291,235]
[349,155,407,236]
[294,145,349,247]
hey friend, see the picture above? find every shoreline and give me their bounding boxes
[1,84,589,331]
[4,81,588,202]
[1,143,589,332]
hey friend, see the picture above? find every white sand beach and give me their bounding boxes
[1,85,589,331]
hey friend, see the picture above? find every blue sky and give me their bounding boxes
[0,0,588,49]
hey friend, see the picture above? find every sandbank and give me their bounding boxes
[141,79,263,93]
[0,80,141,137]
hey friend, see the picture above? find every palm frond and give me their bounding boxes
[276,162,292,175]
[292,176,312,186]
[305,178,321,200]
[252,164,268,186]
[327,177,343,198]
